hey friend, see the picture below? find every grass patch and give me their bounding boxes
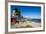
[26,25,32,28]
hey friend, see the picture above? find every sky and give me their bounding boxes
[11,5,41,19]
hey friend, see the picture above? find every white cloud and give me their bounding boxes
[25,16,29,18]
[24,16,40,19]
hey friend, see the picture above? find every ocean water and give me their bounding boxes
[31,19,41,23]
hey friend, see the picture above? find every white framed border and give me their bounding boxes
[8,2,44,32]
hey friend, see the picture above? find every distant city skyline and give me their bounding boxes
[11,5,41,19]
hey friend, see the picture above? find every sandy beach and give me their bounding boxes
[11,21,41,28]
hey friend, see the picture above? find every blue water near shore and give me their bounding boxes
[31,19,41,23]
[26,18,41,23]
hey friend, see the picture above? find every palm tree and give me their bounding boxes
[14,8,21,17]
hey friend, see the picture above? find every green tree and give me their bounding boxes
[14,8,21,16]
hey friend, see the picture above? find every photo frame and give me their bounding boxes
[5,1,45,33]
